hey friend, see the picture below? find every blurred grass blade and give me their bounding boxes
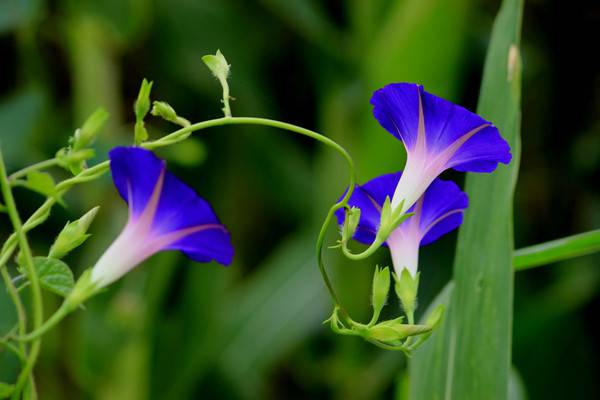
[448,0,523,396]
[409,0,523,398]
[514,229,600,270]
[165,233,327,399]
[408,282,454,397]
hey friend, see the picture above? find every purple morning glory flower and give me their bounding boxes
[371,83,510,214]
[336,172,468,276]
[90,147,233,288]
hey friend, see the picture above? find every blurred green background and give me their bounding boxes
[1,0,598,399]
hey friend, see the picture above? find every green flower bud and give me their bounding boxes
[342,206,361,243]
[49,207,99,259]
[371,266,390,319]
[72,108,109,151]
[366,320,431,342]
[394,269,420,321]
[151,101,178,122]
[134,79,153,122]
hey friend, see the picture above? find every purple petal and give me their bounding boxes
[165,228,233,266]
[335,172,401,245]
[445,125,512,172]
[371,83,421,151]
[417,178,468,245]
[109,147,164,218]
[370,83,511,173]
[156,171,233,265]
[108,147,233,266]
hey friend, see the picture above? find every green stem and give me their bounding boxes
[0,149,44,400]
[1,268,27,358]
[0,334,26,363]
[514,229,600,270]
[15,301,72,343]
[219,78,231,117]
[8,158,59,181]
[144,117,358,315]
[341,236,386,260]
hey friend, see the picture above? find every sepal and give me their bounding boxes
[65,269,99,311]
[394,269,420,323]
[375,197,413,243]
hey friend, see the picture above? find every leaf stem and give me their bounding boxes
[8,158,60,181]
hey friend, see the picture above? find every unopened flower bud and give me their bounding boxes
[371,266,390,318]
[49,207,99,259]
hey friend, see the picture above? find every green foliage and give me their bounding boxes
[0,382,15,398]
[26,171,58,198]
[31,257,75,297]
[1,1,598,398]
[409,0,524,398]
[514,229,600,270]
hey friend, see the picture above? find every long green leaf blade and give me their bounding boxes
[514,229,600,270]
[450,0,523,396]
[409,0,524,398]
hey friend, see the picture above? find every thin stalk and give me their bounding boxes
[0,149,44,400]
[1,268,27,359]
[15,301,72,342]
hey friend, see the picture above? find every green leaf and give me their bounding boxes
[0,382,15,399]
[409,0,523,398]
[26,171,57,197]
[33,257,75,297]
[514,229,600,270]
